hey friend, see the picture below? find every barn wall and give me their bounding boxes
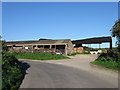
[67,41,74,55]
[7,44,67,55]
[8,45,33,53]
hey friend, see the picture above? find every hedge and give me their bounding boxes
[2,51,23,89]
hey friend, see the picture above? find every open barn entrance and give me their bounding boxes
[72,36,112,53]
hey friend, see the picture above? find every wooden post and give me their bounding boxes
[22,45,25,52]
[12,45,13,52]
[55,45,56,54]
[36,45,37,48]
[32,45,34,53]
[50,45,52,49]
[99,43,101,49]
[110,41,112,49]
[65,44,67,56]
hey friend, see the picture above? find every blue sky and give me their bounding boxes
[2,2,118,48]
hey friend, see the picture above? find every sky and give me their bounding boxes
[2,2,118,48]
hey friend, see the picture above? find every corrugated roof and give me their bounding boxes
[5,39,71,45]
[72,36,112,44]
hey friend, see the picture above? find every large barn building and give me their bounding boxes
[5,39,74,55]
[5,36,112,55]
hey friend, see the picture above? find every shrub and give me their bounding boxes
[91,50,120,71]
[91,19,120,70]
[2,51,23,90]
[97,50,120,62]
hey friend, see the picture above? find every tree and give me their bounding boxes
[0,35,1,39]
[2,40,8,51]
[110,19,120,52]
[0,35,8,51]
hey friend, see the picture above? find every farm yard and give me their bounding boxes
[19,54,118,88]
[1,2,119,89]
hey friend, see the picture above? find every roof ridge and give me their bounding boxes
[6,40,38,42]
[6,39,71,43]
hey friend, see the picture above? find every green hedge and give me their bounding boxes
[97,50,120,62]
[2,51,23,89]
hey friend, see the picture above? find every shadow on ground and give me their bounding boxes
[18,61,30,89]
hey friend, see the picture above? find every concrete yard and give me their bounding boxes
[19,54,118,88]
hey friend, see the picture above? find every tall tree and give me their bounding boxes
[110,19,120,52]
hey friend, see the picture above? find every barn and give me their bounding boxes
[5,39,74,55]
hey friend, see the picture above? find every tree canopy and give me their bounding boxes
[110,19,120,52]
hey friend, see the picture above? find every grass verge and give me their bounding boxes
[68,52,90,56]
[91,60,119,71]
[13,52,70,60]
[90,50,120,71]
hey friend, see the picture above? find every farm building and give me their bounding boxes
[5,39,74,55]
[5,36,112,55]
[72,36,112,53]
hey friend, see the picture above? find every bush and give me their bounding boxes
[97,50,120,62]
[91,19,120,70]
[91,50,120,71]
[2,51,23,89]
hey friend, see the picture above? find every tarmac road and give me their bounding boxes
[19,55,118,88]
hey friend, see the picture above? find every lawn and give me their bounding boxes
[13,52,70,60]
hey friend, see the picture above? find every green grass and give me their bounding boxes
[68,52,90,56]
[91,60,120,71]
[13,52,70,60]
[90,50,120,71]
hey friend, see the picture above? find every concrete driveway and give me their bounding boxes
[19,54,118,88]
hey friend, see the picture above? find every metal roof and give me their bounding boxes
[72,36,112,44]
[5,36,112,46]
